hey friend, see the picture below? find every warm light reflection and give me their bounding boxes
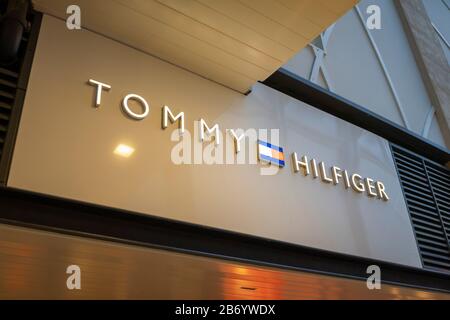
[114,144,135,158]
[219,264,284,299]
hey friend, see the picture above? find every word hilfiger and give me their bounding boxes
[292,152,389,201]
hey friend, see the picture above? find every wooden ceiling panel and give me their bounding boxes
[32,0,358,92]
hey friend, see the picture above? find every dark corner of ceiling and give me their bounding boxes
[0,0,41,186]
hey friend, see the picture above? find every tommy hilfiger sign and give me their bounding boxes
[87,78,389,201]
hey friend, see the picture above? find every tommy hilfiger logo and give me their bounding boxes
[258,140,285,168]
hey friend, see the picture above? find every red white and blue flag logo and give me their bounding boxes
[258,140,285,167]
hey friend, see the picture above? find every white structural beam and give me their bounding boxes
[355,5,411,130]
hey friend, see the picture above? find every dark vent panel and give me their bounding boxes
[0,10,41,185]
[0,26,29,164]
[0,67,19,159]
[392,145,450,273]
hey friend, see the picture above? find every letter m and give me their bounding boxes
[162,105,185,134]
[199,118,220,145]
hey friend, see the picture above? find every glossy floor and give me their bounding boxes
[0,223,448,299]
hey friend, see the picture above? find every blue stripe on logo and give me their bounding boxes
[259,154,285,168]
[257,140,283,152]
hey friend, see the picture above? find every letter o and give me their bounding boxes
[122,94,149,120]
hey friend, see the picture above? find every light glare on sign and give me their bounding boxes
[114,144,135,158]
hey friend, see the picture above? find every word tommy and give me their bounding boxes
[88,79,243,148]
